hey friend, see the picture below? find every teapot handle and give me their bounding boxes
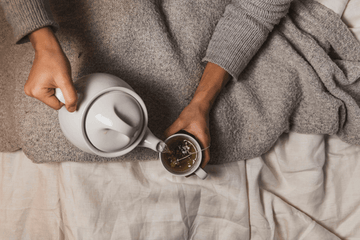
[55,88,66,104]
[55,88,80,105]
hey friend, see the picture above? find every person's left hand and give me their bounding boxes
[164,101,211,168]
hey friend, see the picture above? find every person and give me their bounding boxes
[0,0,293,168]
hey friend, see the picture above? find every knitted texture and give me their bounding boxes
[1,0,293,81]
[0,0,58,44]
[1,0,360,164]
[204,0,292,80]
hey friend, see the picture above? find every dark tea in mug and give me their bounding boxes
[161,134,200,173]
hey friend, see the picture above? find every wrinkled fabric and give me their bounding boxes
[2,132,360,239]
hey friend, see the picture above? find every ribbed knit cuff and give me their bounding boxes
[203,0,292,81]
[0,0,59,44]
[203,9,270,81]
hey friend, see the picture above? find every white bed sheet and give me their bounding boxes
[3,133,360,239]
[1,0,360,239]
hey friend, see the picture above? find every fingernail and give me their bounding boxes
[68,106,76,112]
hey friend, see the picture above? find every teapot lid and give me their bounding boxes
[85,90,144,153]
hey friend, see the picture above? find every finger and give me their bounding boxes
[184,129,210,170]
[35,88,64,110]
[200,147,210,168]
[44,95,65,110]
[186,128,210,168]
[57,77,77,112]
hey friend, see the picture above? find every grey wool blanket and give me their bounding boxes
[1,0,360,164]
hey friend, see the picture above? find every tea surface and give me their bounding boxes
[161,136,198,173]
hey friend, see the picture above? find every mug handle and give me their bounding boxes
[194,167,208,180]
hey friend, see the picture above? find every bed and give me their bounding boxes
[1,0,360,239]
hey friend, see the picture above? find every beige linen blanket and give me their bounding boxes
[1,133,360,239]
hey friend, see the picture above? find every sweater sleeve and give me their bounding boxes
[203,0,293,81]
[0,0,58,44]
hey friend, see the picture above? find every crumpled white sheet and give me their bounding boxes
[247,133,360,239]
[1,0,360,239]
[1,132,360,239]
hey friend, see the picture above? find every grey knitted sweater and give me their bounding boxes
[1,0,360,164]
[1,0,292,81]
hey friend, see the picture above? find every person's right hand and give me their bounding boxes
[25,27,77,112]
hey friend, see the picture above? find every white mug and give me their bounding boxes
[159,133,208,180]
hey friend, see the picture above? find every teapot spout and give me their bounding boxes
[138,127,166,152]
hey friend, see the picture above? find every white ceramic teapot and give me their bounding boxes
[55,73,166,157]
